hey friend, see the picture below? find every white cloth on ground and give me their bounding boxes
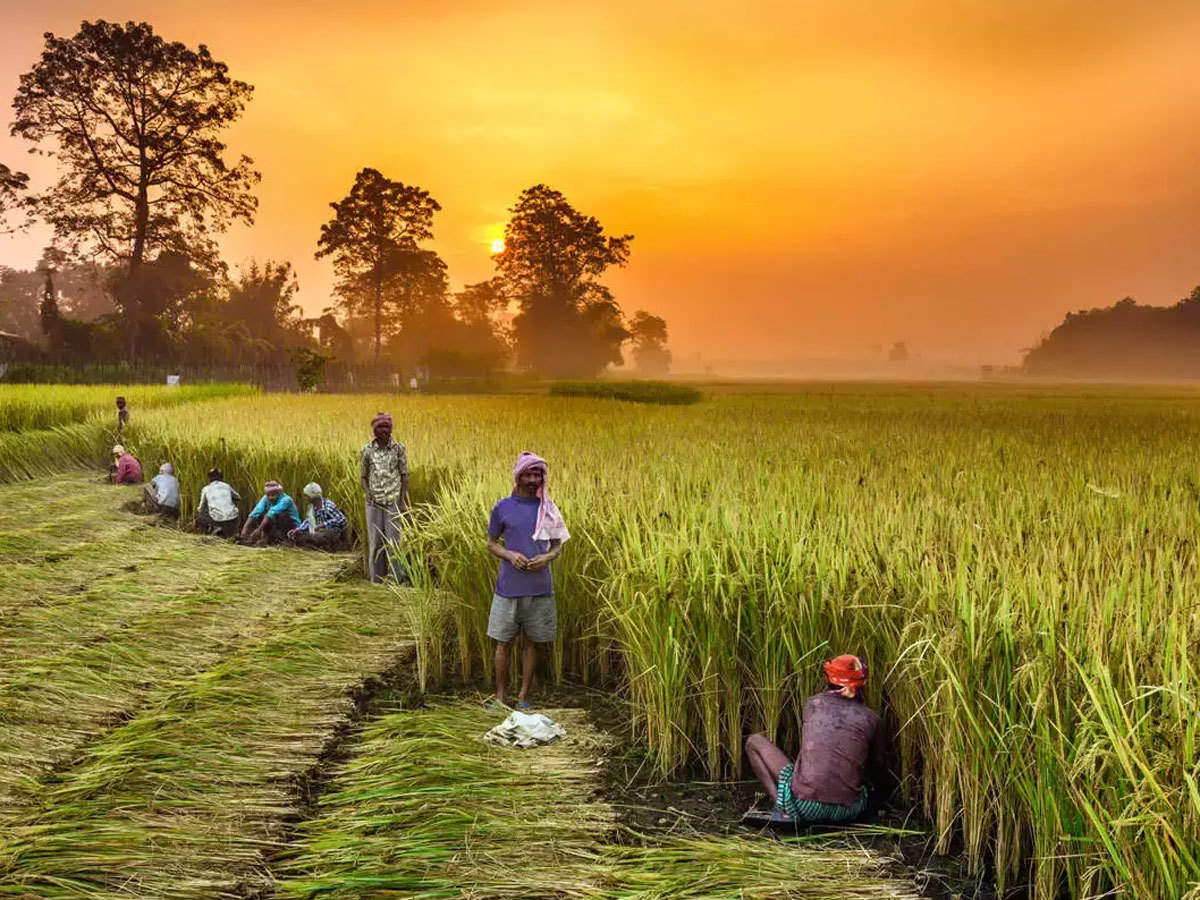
[483,711,567,748]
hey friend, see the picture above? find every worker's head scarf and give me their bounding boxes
[303,482,323,529]
[112,444,125,457]
[159,462,174,476]
[372,412,393,430]
[512,451,569,543]
[824,655,868,698]
[264,480,282,496]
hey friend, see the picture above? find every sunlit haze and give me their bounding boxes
[3,0,1200,371]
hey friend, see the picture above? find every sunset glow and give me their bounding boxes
[3,1,1200,370]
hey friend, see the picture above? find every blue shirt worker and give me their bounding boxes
[142,462,180,518]
[289,482,349,550]
[486,451,569,710]
[242,481,301,545]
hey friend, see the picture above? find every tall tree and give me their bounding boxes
[316,168,441,361]
[628,310,671,375]
[11,20,259,362]
[39,263,59,337]
[494,184,633,376]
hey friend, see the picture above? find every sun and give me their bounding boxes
[490,238,505,254]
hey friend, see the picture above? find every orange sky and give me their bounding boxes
[3,0,1200,369]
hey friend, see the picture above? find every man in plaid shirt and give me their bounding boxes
[289,482,348,550]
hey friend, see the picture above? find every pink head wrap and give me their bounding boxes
[372,412,393,430]
[512,451,569,543]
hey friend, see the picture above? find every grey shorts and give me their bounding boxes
[487,594,556,643]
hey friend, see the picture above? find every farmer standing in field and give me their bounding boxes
[744,655,885,824]
[241,481,301,545]
[486,451,568,709]
[360,412,409,582]
[197,468,241,538]
[115,396,129,434]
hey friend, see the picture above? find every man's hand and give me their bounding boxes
[524,553,554,571]
[287,529,298,539]
[507,551,530,570]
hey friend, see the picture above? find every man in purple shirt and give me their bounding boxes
[486,453,566,709]
[745,654,885,824]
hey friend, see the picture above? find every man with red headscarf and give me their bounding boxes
[360,412,409,583]
[485,451,568,709]
[744,654,885,824]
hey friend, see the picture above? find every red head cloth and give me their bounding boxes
[264,480,282,493]
[824,655,867,691]
[372,412,393,430]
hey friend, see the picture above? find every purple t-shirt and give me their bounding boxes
[489,495,553,598]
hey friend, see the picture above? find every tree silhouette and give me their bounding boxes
[629,310,671,375]
[316,168,442,362]
[494,185,633,376]
[0,163,29,230]
[11,20,259,362]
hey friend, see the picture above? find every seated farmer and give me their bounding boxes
[110,445,143,484]
[486,452,569,709]
[289,482,348,549]
[745,655,884,824]
[142,462,180,518]
[197,467,241,538]
[241,481,301,545]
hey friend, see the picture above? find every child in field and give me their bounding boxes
[744,655,885,824]
[486,452,568,709]
[115,396,129,433]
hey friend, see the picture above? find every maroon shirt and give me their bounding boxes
[791,692,883,806]
[115,453,142,484]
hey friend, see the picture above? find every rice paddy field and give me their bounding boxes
[1,381,1198,898]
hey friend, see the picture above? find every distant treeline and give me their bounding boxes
[1023,287,1200,379]
[0,20,672,381]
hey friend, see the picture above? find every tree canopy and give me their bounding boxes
[11,19,259,360]
[494,184,634,376]
[316,168,443,361]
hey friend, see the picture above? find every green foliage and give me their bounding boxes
[290,347,330,392]
[550,378,701,404]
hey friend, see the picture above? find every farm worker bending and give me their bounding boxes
[360,412,409,582]
[289,482,348,549]
[241,481,301,545]
[745,655,885,824]
[486,451,568,709]
[142,462,180,518]
[110,445,142,484]
[197,468,241,538]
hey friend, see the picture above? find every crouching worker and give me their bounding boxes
[197,468,241,538]
[241,481,300,545]
[289,482,348,549]
[109,445,142,484]
[745,655,884,824]
[142,462,180,518]
[486,452,568,710]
